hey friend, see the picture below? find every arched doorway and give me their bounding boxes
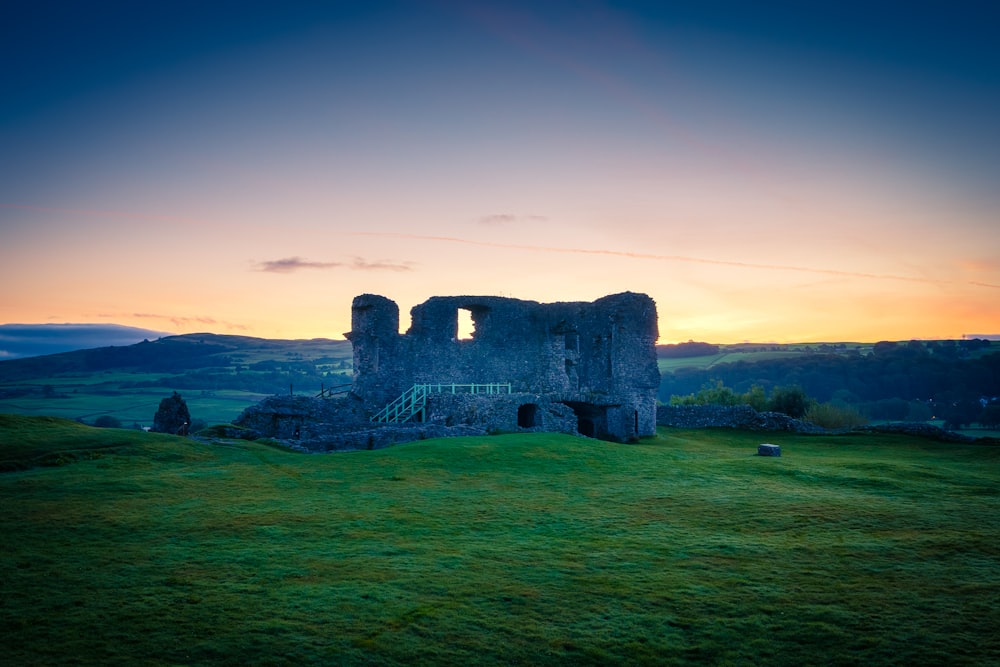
[517,403,539,428]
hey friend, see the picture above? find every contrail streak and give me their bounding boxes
[353,232,993,288]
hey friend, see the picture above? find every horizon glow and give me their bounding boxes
[2,2,998,344]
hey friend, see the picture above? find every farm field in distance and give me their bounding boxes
[2,416,998,665]
[0,379,270,426]
[0,334,353,426]
[657,340,1000,373]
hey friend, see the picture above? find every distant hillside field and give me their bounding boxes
[657,340,1000,433]
[656,342,877,373]
[0,334,353,426]
[2,417,998,664]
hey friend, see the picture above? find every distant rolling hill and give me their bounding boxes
[0,323,170,360]
[0,333,353,425]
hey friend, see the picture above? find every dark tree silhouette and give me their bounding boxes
[768,386,811,418]
[979,404,1000,430]
[93,415,122,428]
[939,392,982,430]
[152,392,191,435]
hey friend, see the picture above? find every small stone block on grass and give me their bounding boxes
[757,443,781,457]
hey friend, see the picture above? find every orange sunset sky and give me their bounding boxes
[2,2,998,343]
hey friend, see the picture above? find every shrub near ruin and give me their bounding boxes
[152,391,191,435]
[803,402,869,429]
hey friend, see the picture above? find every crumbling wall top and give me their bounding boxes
[347,293,399,341]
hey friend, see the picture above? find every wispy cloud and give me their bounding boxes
[958,258,1000,288]
[353,232,1000,289]
[253,256,412,273]
[99,313,249,331]
[477,213,549,225]
[253,257,342,273]
[349,257,413,272]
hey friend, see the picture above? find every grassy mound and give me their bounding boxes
[0,414,207,471]
[2,418,999,664]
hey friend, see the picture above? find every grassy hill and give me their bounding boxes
[0,334,353,425]
[2,416,998,665]
[656,340,1000,374]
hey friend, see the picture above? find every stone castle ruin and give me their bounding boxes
[236,292,660,451]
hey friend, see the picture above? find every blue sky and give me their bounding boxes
[2,1,998,342]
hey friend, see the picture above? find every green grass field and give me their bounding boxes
[657,351,803,373]
[0,385,273,426]
[2,416,999,665]
[656,340,1000,374]
[654,345,865,374]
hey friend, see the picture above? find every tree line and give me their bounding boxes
[660,340,1000,429]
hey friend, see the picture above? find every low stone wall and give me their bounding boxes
[656,405,989,443]
[232,391,581,452]
[234,394,369,441]
[290,423,490,453]
[855,422,978,443]
[656,405,825,433]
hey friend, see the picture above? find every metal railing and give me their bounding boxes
[316,383,352,398]
[371,383,512,423]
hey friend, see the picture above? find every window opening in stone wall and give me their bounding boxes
[457,308,475,340]
[634,410,639,434]
[517,403,538,428]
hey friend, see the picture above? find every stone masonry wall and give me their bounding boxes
[656,405,986,443]
[656,405,826,433]
[425,393,579,435]
[347,292,660,441]
[235,394,369,439]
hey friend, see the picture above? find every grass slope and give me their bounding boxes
[1,418,999,665]
[0,414,186,470]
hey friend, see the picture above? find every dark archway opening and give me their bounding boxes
[517,403,539,428]
[562,401,609,440]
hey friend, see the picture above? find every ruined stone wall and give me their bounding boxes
[235,394,369,439]
[344,294,404,410]
[425,393,579,435]
[655,405,986,443]
[347,292,661,441]
[656,405,825,433]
